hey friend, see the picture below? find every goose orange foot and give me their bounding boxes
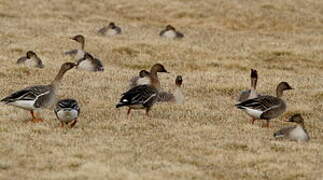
[31,118,44,123]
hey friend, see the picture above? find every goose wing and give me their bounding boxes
[98,26,108,35]
[235,95,280,112]
[1,85,52,105]
[273,126,296,138]
[116,85,158,108]
[64,49,78,56]
[157,91,174,102]
[16,56,28,64]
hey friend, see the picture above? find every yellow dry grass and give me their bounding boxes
[0,0,323,179]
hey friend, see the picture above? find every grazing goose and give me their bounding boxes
[238,69,259,102]
[54,99,80,128]
[76,52,104,72]
[116,85,158,118]
[157,75,184,104]
[235,82,293,127]
[160,25,184,39]
[16,51,44,68]
[98,22,122,36]
[1,63,76,122]
[129,64,169,90]
[64,34,89,61]
[274,114,310,142]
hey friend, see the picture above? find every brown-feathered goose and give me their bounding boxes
[274,114,310,142]
[98,22,122,36]
[235,82,293,127]
[129,64,169,90]
[238,69,259,102]
[16,51,44,68]
[1,63,76,122]
[64,34,89,61]
[160,25,184,39]
[157,75,184,104]
[76,52,104,72]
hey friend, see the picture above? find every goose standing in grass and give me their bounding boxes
[116,84,158,118]
[64,34,89,61]
[76,52,104,72]
[238,69,259,102]
[129,63,169,90]
[274,114,310,142]
[16,51,44,68]
[54,99,80,128]
[157,75,184,104]
[98,22,122,36]
[1,63,76,122]
[159,25,184,39]
[235,82,293,127]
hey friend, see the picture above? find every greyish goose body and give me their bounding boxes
[98,22,122,36]
[235,82,293,127]
[76,52,104,72]
[238,69,259,102]
[274,114,310,142]
[54,98,80,128]
[16,51,44,69]
[129,63,169,90]
[157,75,184,104]
[1,63,75,122]
[160,25,184,39]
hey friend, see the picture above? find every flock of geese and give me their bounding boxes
[1,23,309,142]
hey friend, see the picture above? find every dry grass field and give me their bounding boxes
[1,0,323,179]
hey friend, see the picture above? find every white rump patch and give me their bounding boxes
[243,107,263,118]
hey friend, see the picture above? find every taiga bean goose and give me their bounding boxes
[1,63,76,122]
[274,114,309,142]
[54,99,80,128]
[129,70,150,88]
[235,82,293,127]
[98,22,122,36]
[160,25,184,39]
[238,69,259,102]
[76,52,104,72]
[157,75,184,104]
[64,34,89,61]
[116,85,158,118]
[129,64,169,90]
[16,51,44,68]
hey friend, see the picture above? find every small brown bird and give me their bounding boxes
[274,114,310,142]
[16,51,44,68]
[238,69,259,102]
[129,64,169,90]
[157,75,184,104]
[98,22,122,36]
[159,25,184,39]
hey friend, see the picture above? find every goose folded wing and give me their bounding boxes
[64,49,78,56]
[122,85,157,105]
[236,96,280,111]
[16,57,28,64]
[1,86,51,103]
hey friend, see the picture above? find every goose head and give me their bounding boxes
[26,51,37,59]
[108,22,116,29]
[166,25,176,31]
[276,82,293,97]
[150,63,169,74]
[175,75,183,87]
[71,35,85,49]
[287,114,304,125]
